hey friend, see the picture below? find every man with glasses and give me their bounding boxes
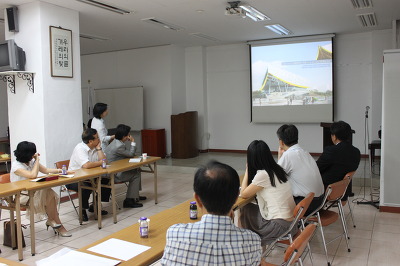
[66,128,111,221]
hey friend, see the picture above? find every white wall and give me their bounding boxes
[81,45,183,154]
[0,81,8,139]
[6,2,82,166]
[81,30,392,156]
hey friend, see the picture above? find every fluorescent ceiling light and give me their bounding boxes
[190,33,219,42]
[357,12,377,27]
[76,0,132,15]
[239,5,270,21]
[265,24,292,35]
[350,0,373,9]
[80,33,110,41]
[142,17,183,31]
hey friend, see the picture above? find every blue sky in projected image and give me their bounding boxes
[251,41,332,92]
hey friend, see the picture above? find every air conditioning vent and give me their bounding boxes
[141,18,183,31]
[357,13,377,27]
[350,0,373,9]
[76,0,132,15]
[190,33,219,42]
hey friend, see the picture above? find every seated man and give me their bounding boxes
[277,124,325,215]
[317,121,361,200]
[66,128,111,221]
[161,160,262,266]
[104,124,143,208]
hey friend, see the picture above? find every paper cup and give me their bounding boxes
[142,153,148,160]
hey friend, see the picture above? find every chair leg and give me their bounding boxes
[338,204,351,252]
[66,188,79,217]
[347,202,356,228]
[317,213,331,266]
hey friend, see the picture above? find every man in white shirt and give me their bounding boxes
[67,128,111,221]
[277,124,325,215]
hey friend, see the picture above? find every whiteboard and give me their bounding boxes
[82,86,144,131]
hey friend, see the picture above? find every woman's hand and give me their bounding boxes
[33,153,40,161]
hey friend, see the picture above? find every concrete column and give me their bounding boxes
[5,2,82,166]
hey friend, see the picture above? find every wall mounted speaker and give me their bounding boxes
[6,7,19,32]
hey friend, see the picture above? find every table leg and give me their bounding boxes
[15,192,23,261]
[111,174,117,224]
[97,176,102,229]
[154,162,158,204]
[9,198,16,250]
[78,181,83,225]
[29,191,35,256]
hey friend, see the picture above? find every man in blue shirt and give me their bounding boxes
[161,160,262,265]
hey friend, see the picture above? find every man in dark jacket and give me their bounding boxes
[317,121,361,200]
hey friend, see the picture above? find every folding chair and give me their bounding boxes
[54,160,79,217]
[263,192,315,264]
[341,171,356,228]
[262,224,317,266]
[305,178,351,266]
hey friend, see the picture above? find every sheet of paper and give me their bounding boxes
[129,158,142,163]
[59,174,75,178]
[36,248,120,266]
[88,238,151,261]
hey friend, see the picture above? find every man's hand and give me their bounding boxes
[96,141,102,150]
[278,146,285,158]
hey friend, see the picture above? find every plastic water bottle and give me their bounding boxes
[101,159,107,169]
[190,201,197,220]
[139,217,149,238]
[61,165,67,175]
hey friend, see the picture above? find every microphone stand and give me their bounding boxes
[357,107,379,209]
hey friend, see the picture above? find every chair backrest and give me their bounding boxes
[327,179,350,202]
[0,173,11,184]
[343,171,356,182]
[293,192,315,220]
[55,160,70,169]
[284,224,317,265]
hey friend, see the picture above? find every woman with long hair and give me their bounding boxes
[88,102,115,150]
[11,141,73,237]
[240,140,297,246]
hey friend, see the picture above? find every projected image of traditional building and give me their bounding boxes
[251,40,333,107]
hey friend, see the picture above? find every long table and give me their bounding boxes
[79,195,254,265]
[0,182,24,261]
[12,157,161,256]
[21,167,107,256]
[101,157,160,226]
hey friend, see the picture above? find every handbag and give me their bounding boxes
[3,220,26,249]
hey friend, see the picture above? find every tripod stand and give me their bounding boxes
[357,106,379,209]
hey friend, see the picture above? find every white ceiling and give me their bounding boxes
[1,0,400,55]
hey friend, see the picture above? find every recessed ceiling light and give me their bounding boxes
[265,24,292,35]
[196,9,205,13]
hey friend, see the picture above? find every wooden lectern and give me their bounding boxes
[171,111,198,159]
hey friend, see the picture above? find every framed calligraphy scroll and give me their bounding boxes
[50,26,73,78]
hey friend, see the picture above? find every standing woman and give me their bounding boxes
[240,140,297,246]
[89,103,115,150]
[11,141,72,237]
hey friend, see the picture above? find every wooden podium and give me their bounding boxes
[171,111,198,159]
